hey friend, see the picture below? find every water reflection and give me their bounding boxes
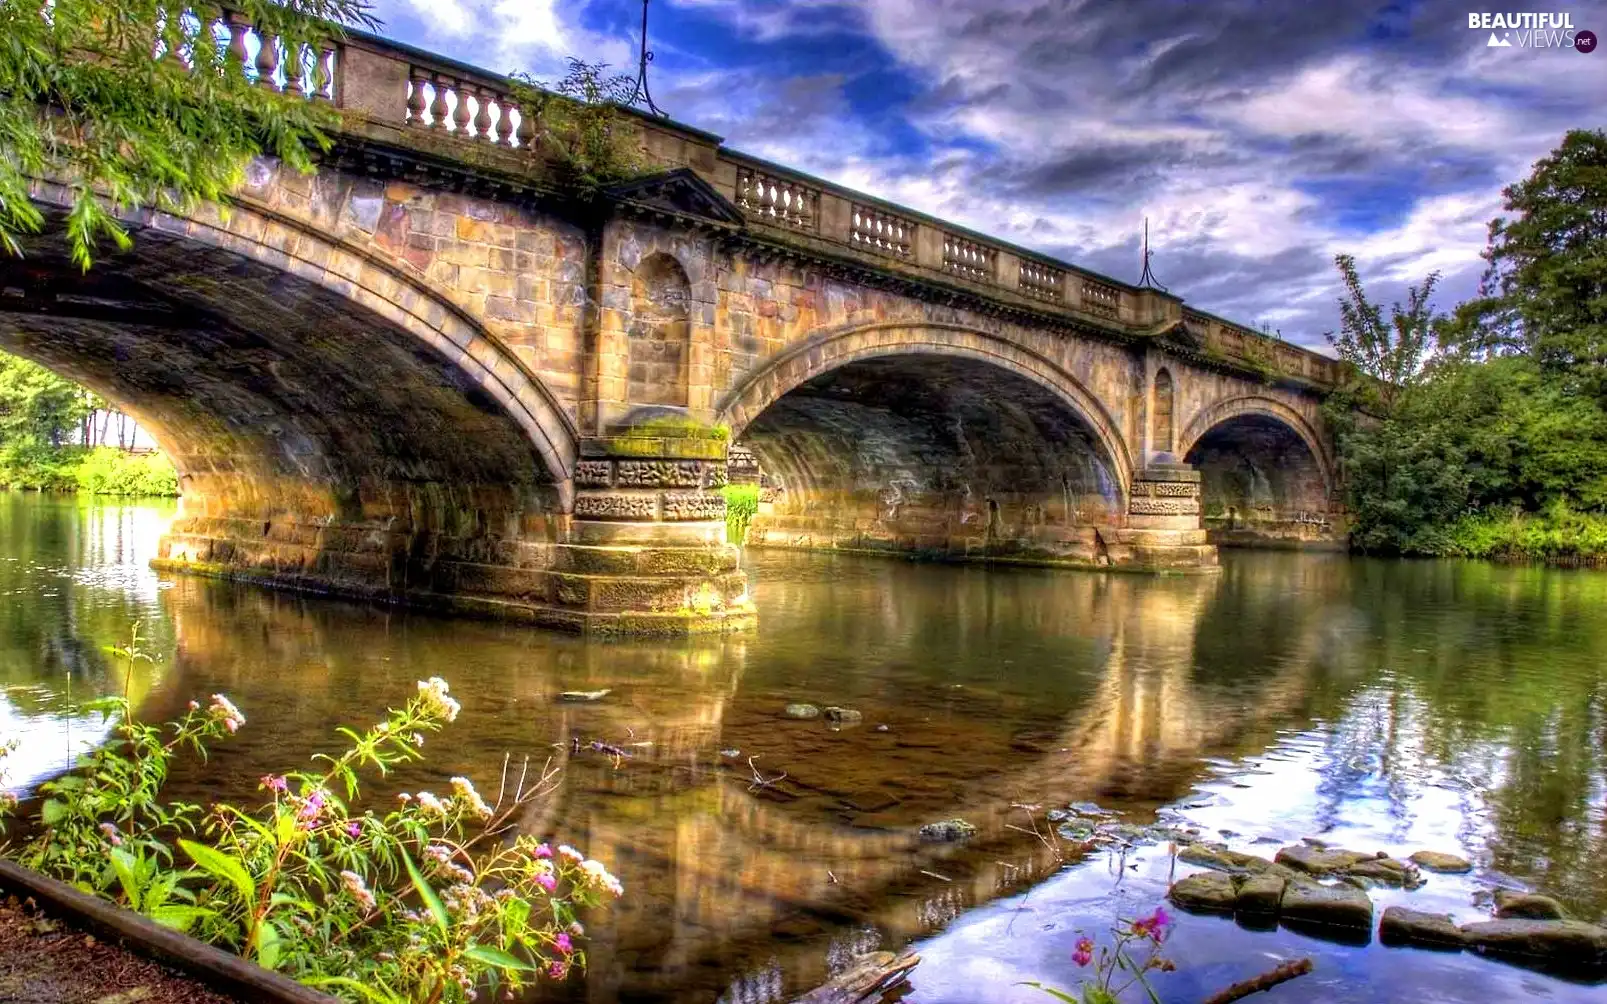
[0,494,1604,1003]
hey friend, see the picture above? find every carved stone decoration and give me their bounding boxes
[574,494,656,519]
[705,462,729,488]
[575,460,613,488]
[616,460,703,488]
[1129,497,1201,516]
[1153,481,1199,497]
[662,492,727,521]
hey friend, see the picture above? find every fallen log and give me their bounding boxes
[788,951,920,1004]
[1201,957,1314,1004]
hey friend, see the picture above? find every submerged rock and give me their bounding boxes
[918,819,977,843]
[1461,919,1607,965]
[1168,872,1238,913]
[1279,882,1374,929]
[1346,856,1423,888]
[1177,843,1274,874]
[558,689,611,702]
[1380,907,1467,950]
[783,703,821,720]
[1494,889,1569,920]
[1409,850,1473,874]
[824,707,863,725]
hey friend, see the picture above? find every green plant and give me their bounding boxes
[721,483,759,546]
[72,446,179,496]
[1020,907,1176,1004]
[510,59,646,193]
[3,626,621,1003]
[0,0,376,269]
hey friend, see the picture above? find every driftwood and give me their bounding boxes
[1200,957,1314,1004]
[789,951,920,1004]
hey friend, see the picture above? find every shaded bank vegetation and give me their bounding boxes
[0,352,178,496]
[1326,129,1607,562]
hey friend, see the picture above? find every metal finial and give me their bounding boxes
[625,0,668,117]
[1137,217,1167,291]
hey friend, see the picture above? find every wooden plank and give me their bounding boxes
[0,859,339,1004]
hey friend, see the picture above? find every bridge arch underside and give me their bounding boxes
[1183,415,1342,549]
[733,355,1130,566]
[2,216,577,616]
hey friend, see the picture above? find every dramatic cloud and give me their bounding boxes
[369,0,1606,348]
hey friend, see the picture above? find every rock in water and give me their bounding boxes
[1279,883,1374,930]
[1345,856,1421,887]
[1494,889,1569,920]
[1380,907,1467,950]
[783,703,821,720]
[824,707,863,724]
[1168,872,1238,913]
[918,819,977,843]
[1235,873,1287,915]
[1273,844,1374,876]
[1178,843,1274,874]
[559,689,611,702]
[1461,920,1607,966]
[1409,850,1473,874]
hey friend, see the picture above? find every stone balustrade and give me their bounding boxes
[169,8,339,100]
[311,25,1335,391]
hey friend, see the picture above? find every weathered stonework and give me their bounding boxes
[1,28,1352,629]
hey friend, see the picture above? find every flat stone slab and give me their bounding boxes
[1235,873,1287,914]
[1279,882,1374,929]
[1380,907,1467,950]
[1409,850,1472,873]
[1177,843,1274,873]
[783,703,821,719]
[1462,920,1607,966]
[1168,872,1238,913]
[1274,844,1376,876]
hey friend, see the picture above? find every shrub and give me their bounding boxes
[72,447,179,497]
[0,626,620,1003]
[721,484,759,545]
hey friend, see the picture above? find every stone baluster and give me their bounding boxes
[315,45,337,102]
[254,30,280,90]
[473,87,495,142]
[223,10,251,75]
[451,79,473,136]
[428,74,450,130]
[282,42,307,97]
[406,68,429,125]
[516,102,537,149]
[494,95,516,146]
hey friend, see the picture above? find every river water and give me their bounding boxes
[1,492,1603,1003]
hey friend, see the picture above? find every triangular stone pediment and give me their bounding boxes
[604,168,745,226]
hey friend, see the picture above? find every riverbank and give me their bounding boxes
[1442,509,1607,565]
[0,446,178,496]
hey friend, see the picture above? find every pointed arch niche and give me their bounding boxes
[1152,368,1175,454]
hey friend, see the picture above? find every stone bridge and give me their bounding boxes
[0,21,1344,634]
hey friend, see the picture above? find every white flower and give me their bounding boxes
[340,869,376,912]
[449,776,492,820]
[415,678,461,723]
[206,693,246,732]
[414,791,445,816]
[557,844,584,863]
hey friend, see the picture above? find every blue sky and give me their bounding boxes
[372,0,1606,350]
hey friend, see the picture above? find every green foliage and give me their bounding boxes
[1,444,178,495]
[72,446,179,496]
[1329,131,1607,559]
[1440,129,1607,397]
[721,483,759,545]
[1325,253,1442,414]
[0,0,375,268]
[509,58,646,194]
[0,352,90,446]
[2,629,622,1003]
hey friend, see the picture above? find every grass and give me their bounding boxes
[1444,503,1607,563]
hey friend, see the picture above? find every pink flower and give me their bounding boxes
[260,775,287,793]
[547,960,569,980]
[554,932,573,955]
[99,822,123,848]
[1132,907,1172,944]
[533,842,553,859]
[295,789,326,828]
[1072,936,1094,968]
[346,820,362,838]
[536,872,557,893]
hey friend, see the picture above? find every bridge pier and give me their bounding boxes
[1113,463,1219,571]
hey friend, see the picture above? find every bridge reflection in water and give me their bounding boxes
[132,549,1347,1003]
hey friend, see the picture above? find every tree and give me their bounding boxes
[0,0,377,269]
[1324,254,1443,415]
[0,350,91,447]
[1441,129,1607,395]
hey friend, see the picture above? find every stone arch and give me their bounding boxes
[627,252,692,409]
[1176,395,1334,494]
[1152,368,1175,455]
[20,176,579,490]
[715,321,1134,500]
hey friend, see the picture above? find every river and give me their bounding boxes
[0,492,1603,1003]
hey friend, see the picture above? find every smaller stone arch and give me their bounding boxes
[1152,368,1175,455]
[1177,396,1335,497]
[628,252,692,409]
